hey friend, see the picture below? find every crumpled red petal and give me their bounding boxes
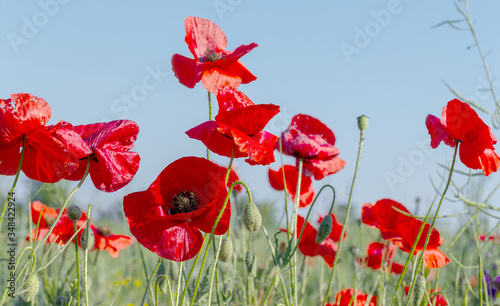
[302,157,346,180]
[201,69,242,94]
[184,16,227,59]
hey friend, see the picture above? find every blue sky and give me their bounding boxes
[2,0,500,225]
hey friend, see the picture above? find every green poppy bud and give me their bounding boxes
[218,237,234,262]
[357,115,369,131]
[67,205,82,222]
[413,274,427,306]
[272,268,280,288]
[242,202,262,232]
[22,273,39,302]
[245,250,257,277]
[81,228,95,250]
[156,263,168,294]
[316,215,333,244]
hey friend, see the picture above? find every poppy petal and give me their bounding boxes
[184,16,227,59]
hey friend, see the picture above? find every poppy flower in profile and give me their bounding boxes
[268,165,314,207]
[359,242,403,274]
[0,94,91,183]
[65,120,140,192]
[281,215,338,267]
[123,156,230,262]
[186,86,280,165]
[92,226,134,258]
[277,114,346,180]
[426,99,500,176]
[480,234,500,241]
[171,16,258,93]
[362,199,449,269]
[27,201,87,245]
[327,289,377,306]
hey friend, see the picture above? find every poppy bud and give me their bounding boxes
[357,115,369,131]
[67,205,82,221]
[54,295,67,306]
[81,228,95,250]
[316,215,333,244]
[245,251,257,277]
[218,237,233,262]
[156,263,168,294]
[413,274,427,306]
[22,273,39,302]
[242,202,262,232]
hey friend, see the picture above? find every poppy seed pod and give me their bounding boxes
[81,228,95,250]
[218,237,233,262]
[156,263,168,294]
[316,214,333,244]
[413,274,427,306]
[22,273,39,302]
[242,202,262,232]
[67,205,82,222]
[272,268,280,288]
[357,115,369,131]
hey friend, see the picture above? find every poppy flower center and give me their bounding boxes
[97,226,111,237]
[170,190,200,215]
[200,50,225,63]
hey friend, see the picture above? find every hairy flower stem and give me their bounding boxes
[322,127,366,305]
[176,261,183,305]
[192,181,251,306]
[179,234,208,305]
[404,143,459,306]
[0,137,25,229]
[290,158,303,305]
[207,91,212,160]
[140,257,162,306]
[208,145,235,305]
[83,203,92,306]
[74,222,81,306]
[34,157,91,252]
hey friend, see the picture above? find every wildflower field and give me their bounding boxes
[2,1,500,305]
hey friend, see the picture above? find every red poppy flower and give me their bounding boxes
[281,215,337,267]
[268,165,314,207]
[27,201,87,245]
[318,213,345,242]
[0,94,91,183]
[92,226,134,258]
[362,199,449,269]
[186,86,280,165]
[362,199,412,241]
[171,16,257,93]
[123,156,230,262]
[426,99,500,176]
[65,120,140,192]
[277,114,345,180]
[327,289,377,306]
[359,242,403,274]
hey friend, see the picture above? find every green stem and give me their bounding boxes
[74,222,81,306]
[405,143,459,305]
[34,157,91,252]
[140,257,162,306]
[290,158,303,306]
[0,137,25,229]
[179,234,208,305]
[176,261,183,306]
[155,275,174,306]
[84,203,92,306]
[191,181,250,306]
[322,128,365,305]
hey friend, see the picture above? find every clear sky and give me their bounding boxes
[2,1,500,226]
